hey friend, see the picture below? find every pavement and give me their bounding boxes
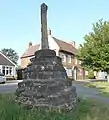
[0,80,109,104]
[6,80,23,83]
[72,81,109,104]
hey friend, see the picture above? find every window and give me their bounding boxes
[68,55,71,63]
[2,66,13,76]
[66,68,72,76]
[9,67,12,75]
[60,53,66,62]
[6,66,9,75]
[6,69,8,75]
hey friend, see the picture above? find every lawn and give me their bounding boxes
[0,94,109,120]
[85,82,109,97]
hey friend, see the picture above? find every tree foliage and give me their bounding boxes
[1,48,19,64]
[88,70,95,79]
[77,19,109,73]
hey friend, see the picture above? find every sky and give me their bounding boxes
[0,0,109,64]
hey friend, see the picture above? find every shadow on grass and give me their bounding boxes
[85,84,97,88]
[85,82,109,97]
[0,94,109,120]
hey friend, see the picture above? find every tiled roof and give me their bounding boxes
[21,44,40,58]
[53,37,77,54]
[0,52,16,66]
[21,37,77,58]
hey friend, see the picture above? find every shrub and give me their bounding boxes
[88,70,95,79]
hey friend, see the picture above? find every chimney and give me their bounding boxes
[29,41,32,47]
[48,28,51,35]
[69,41,76,47]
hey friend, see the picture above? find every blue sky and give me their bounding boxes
[0,0,109,64]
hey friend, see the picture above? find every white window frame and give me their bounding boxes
[2,66,13,76]
[68,55,71,63]
[6,66,9,75]
[60,53,66,63]
[9,67,13,75]
[66,68,72,76]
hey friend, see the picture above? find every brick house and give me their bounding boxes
[21,29,85,80]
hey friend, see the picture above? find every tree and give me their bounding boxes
[77,19,109,79]
[1,48,19,64]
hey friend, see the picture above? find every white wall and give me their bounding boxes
[35,35,59,56]
[12,67,16,76]
[96,71,107,79]
[48,35,60,56]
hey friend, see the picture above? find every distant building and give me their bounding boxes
[0,51,17,79]
[95,71,107,80]
[20,29,85,80]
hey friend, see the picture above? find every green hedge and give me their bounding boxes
[88,70,95,79]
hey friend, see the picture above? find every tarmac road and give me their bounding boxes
[0,82,18,94]
[0,81,109,104]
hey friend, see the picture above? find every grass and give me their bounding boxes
[85,82,109,97]
[0,94,109,120]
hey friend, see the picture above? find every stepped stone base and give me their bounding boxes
[15,49,77,111]
[16,79,77,111]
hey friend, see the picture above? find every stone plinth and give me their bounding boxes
[15,49,77,111]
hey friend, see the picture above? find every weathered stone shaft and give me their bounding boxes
[41,3,49,49]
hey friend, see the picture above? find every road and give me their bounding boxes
[0,83,18,94]
[0,81,109,104]
[0,80,22,94]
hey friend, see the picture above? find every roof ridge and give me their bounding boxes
[52,36,74,46]
[30,44,40,46]
[0,51,17,66]
[52,36,76,54]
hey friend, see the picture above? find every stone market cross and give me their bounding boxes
[15,3,77,112]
